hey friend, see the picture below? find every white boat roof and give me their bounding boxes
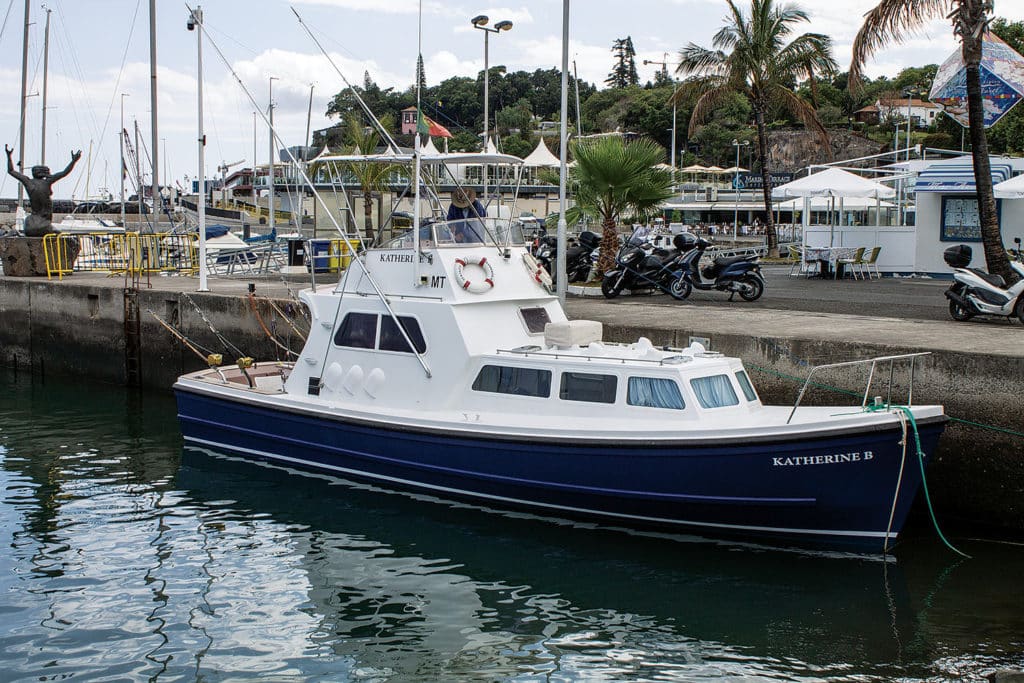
[316,151,523,165]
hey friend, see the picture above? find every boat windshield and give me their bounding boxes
[382,218,526,249]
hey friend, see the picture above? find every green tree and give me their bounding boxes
[851,1,1017,284]
[564,136,675,273]
[606,37,640,88]
[675,0,837,257]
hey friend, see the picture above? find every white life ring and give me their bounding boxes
[454,256,495,294]
[522,252,553,290]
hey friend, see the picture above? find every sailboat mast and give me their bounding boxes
[40,7,51,164]
[16,0,29,207]
[149,0,160,226]
[268,77,277,237]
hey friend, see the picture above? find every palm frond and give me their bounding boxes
[849,0,947,87]
[688,87,743,135]
[771,84,831,152]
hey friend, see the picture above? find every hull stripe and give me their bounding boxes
[183,434,893,541]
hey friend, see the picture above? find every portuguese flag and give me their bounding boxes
[416,109,452,138]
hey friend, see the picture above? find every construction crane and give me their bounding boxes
[217,159,245,209]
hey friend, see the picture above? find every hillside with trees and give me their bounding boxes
[316,18,1024,171]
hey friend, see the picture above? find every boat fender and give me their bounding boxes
[454,256,495,294]
[522,252,553,290]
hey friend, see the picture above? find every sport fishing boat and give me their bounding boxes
[174,151,946,552]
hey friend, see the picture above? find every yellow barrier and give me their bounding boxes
[43,234,80,280]
[71,232,199,275]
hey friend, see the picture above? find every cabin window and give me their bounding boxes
[627,377,685,410]
[334,312,378,349]
[519,307,551,334]
[735,371,758,402]
[559,372,617,404]
[472,365,551,397]
[690,375,740,409]
[379,315,427,354]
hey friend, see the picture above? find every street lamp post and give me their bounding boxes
[187,6,208,291]
[471,14,512,203]
[643,56,677,172]
[732,139,749,243]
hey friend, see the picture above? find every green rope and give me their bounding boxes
[948,417,1024,439]
[889,405,971,559]
[748,363,1024,440]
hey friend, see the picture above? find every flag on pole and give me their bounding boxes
[416,109,452,138]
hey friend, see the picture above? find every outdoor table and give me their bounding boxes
[803,247,856,279]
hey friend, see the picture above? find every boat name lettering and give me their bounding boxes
[379,253,415,263]
[430,275,447,288]
[772,452,874,467]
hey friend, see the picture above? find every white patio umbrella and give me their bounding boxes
[993,173,1024,199]
[772,168,895,247]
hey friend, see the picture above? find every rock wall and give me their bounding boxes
[766,128,884,173]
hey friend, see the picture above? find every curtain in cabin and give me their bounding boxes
[690,375,739,409]
[627,377,685,410]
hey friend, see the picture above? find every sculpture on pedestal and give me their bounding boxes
[5,145,81,237]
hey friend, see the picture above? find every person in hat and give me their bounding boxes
[447,187,486,243]
[447,187,485,221]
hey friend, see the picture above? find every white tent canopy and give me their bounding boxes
[772,167,896,199]
[994,173,1024,199]
[522,139,560,167]
[421,137,441,156]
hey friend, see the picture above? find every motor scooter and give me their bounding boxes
[943,239,1024,323]
[535,231,598,284]
[669,233,764,301]
[600,231,688,299]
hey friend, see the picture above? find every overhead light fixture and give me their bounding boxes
[471,14,488,26]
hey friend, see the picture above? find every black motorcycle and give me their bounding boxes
[670,233,764,301]
[601,231,688,300]
[536,231,599,284]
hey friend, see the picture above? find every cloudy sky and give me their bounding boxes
[2,0,1023,200]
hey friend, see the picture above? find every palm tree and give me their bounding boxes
[850,1,1016,284]
[673,0,837,257]
[564,135,675,274]
[343,113,396,244]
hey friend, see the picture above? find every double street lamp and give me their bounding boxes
[471,14,513,154]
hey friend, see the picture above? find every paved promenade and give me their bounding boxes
[567,265,1023,358]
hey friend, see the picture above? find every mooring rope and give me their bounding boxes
[247,292,299,359]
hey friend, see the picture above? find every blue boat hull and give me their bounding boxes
[175,387,945,551]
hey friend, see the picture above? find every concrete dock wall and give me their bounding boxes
[1,276,1022,536]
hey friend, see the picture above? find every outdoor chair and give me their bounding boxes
[860,246,882,279]
[836,247,866,280]
[787,245,806,276]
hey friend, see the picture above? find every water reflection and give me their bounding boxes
[1,371,1022,681]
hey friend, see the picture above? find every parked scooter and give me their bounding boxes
[943,239,1024,323]
[601,230,688,299]
[670,233,765,301]
[535,231,599,284]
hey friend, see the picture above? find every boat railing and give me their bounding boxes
[786,352,931,424]
[496,345,697,366]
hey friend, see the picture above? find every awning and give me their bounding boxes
[914,159,1014,193]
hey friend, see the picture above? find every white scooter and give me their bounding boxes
[943,238,1024,323]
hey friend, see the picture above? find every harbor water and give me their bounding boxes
[1,370,1022,682]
